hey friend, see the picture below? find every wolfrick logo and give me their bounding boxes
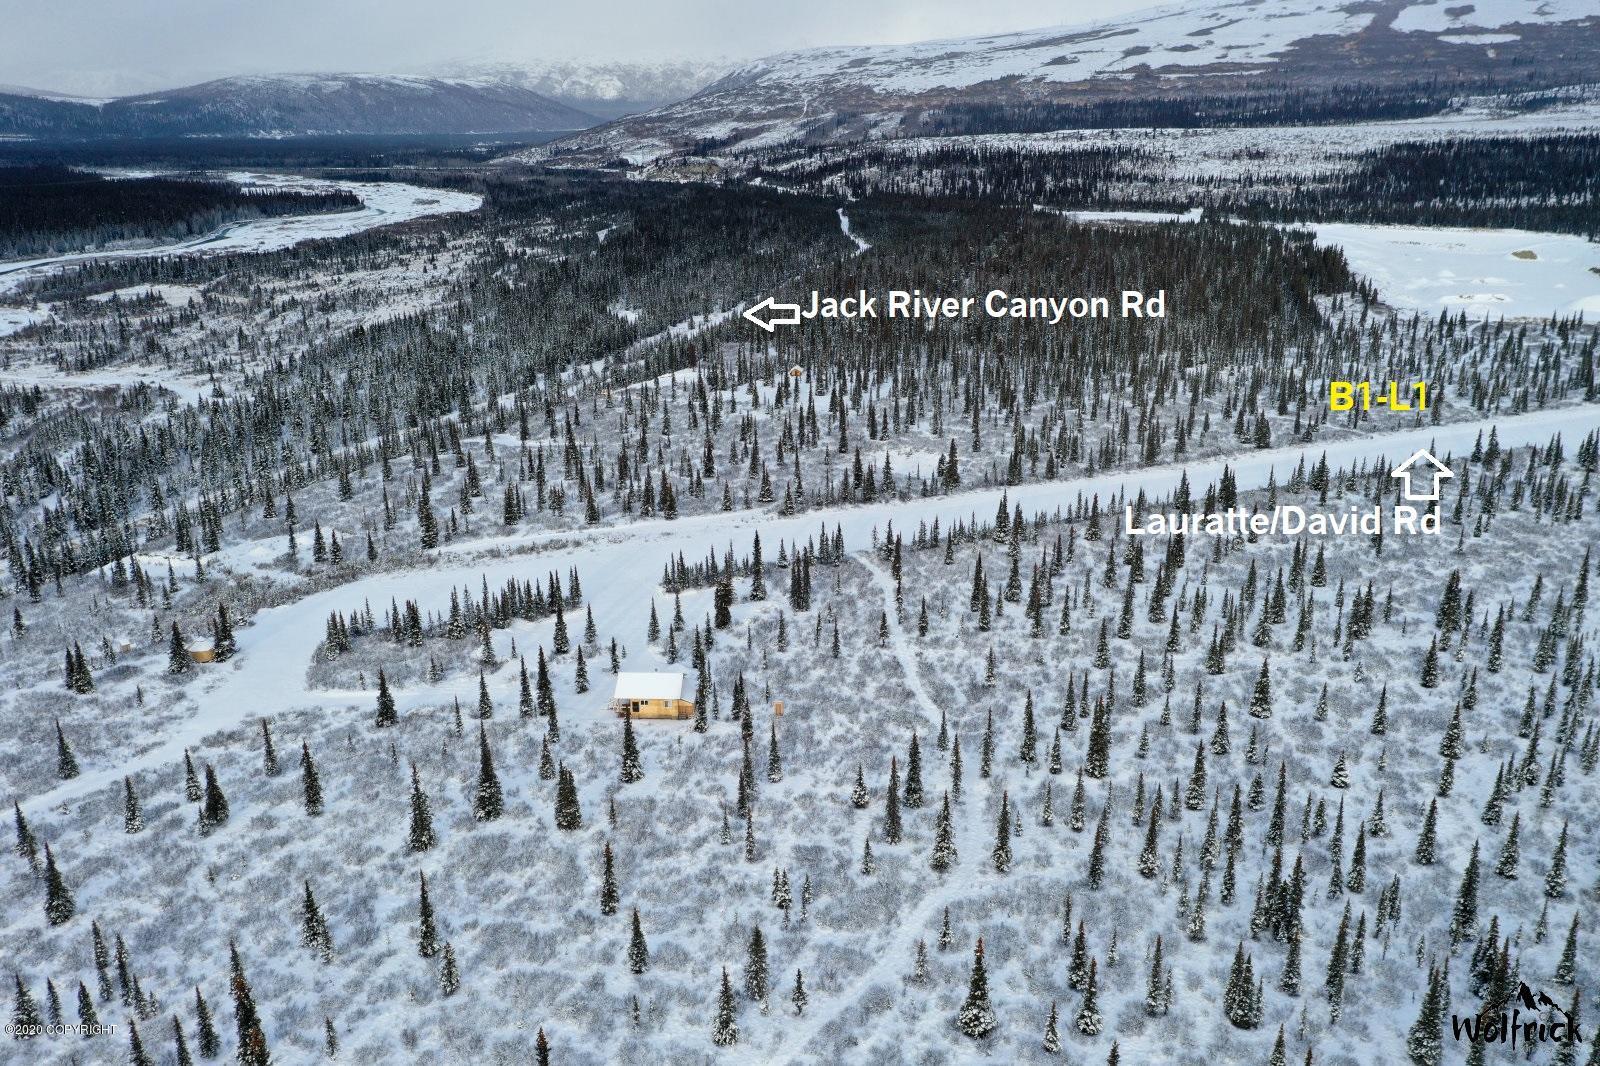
[1451,982,1582,1050]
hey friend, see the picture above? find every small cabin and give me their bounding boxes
[612,672,693,719]
[186,637,216,664]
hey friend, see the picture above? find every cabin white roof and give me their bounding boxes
[613,672,686,701]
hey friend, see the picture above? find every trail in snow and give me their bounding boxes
[837,207,871,254]
[18,401,1600,818]
[765,552,991,1065]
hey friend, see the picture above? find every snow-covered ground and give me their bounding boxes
[20,400,1599,819]
[1051,208,1600,320]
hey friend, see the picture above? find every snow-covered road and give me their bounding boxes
[20,401,1600,821]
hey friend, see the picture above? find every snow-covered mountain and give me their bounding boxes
[526,0,1600,162]
[0,73,599,139]
[432,60,730,120]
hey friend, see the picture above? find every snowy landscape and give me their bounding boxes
[2,1,1600,1064]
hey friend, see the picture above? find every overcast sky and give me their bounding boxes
[1,0,1159,96]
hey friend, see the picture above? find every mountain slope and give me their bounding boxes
[431,60,729,120]
[0,74,598,139]
[527,0,1600,163]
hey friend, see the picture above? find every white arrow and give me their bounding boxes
[743,296,802,333]
[1390,448,1453,501]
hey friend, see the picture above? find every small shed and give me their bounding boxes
[612,672,693,719]
[186,637,216,664]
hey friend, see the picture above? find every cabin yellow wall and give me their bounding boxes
[620,698,693,720]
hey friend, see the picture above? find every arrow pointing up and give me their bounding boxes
[743,296,802,333]
[1390,449,1453,501]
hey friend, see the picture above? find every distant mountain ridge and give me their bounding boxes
[0,73,599,140]
[521,0,1600,163]
[430,60,730,120]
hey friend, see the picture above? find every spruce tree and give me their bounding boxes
[957,938,998,1038]
[600,842,620,916]
[992,790,1012,873]
[227,944,270,1066]
[11,974,41,1038]
[473,723,503,821]
[555,766,582,830]
[407,764,436,851]
[417,873,439,958]
[620,714,643,784]
[169,622,192,674]
[300,743,323,817]
[194,986,219,1057]
[744,925,769,1002]
[628,909,650,974]
[374,669,397,728]
[1405,964,1445,1066]
[54,719,79,780]
[43,843,74,925]
[439,942,460,997]
[712,967,739,1046]
[930,792,958,872]
[1076,957,1103,1035]
[123,777,144,834]
[1545,820,1570,898]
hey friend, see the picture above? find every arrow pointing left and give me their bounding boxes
[743,296,803,333]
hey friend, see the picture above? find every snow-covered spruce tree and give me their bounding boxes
[628,909,650,974]
[407,764,436,851]
[168,623,191,674]
[1076,957,1103,1036]
[476,670,493,720]
[791,970,807,1016]
[374,669,397,728]
[11,974,41,1037]
[884,757,903,845]
[54,720,79,780]
[600,843,620,916]
[300,880,334,962]
[127,1019,155,1066]
[1146,935,1168,1016]
[1223,942,1256,1029]
[620,714,643,784]
[957,938,997,1039]
[904,732,924,807]
[194,986,219,1056]
[199,766,229,832]
[1405,964,1445,1066]
[1042,1001,1061,1053]
[417,873,439,958]
[300,742,323,817]
[555,766,582,831]
[439,942,460,997]
[1545,820,1570,898]
[992,790,1012,873]
[851,765,868,808]
[123,777,143,834]
[227,943,270,1066]
[712,967,739,1046]
[1414,799,1439,864]
[183,750,202,802]
[744,925,769,1002]
[1249,658,1272,719]
[473,724,503,821]
[172,1015,194,1066]
[1448,841,1481,945]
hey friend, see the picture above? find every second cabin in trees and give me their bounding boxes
[611,671,694,720]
